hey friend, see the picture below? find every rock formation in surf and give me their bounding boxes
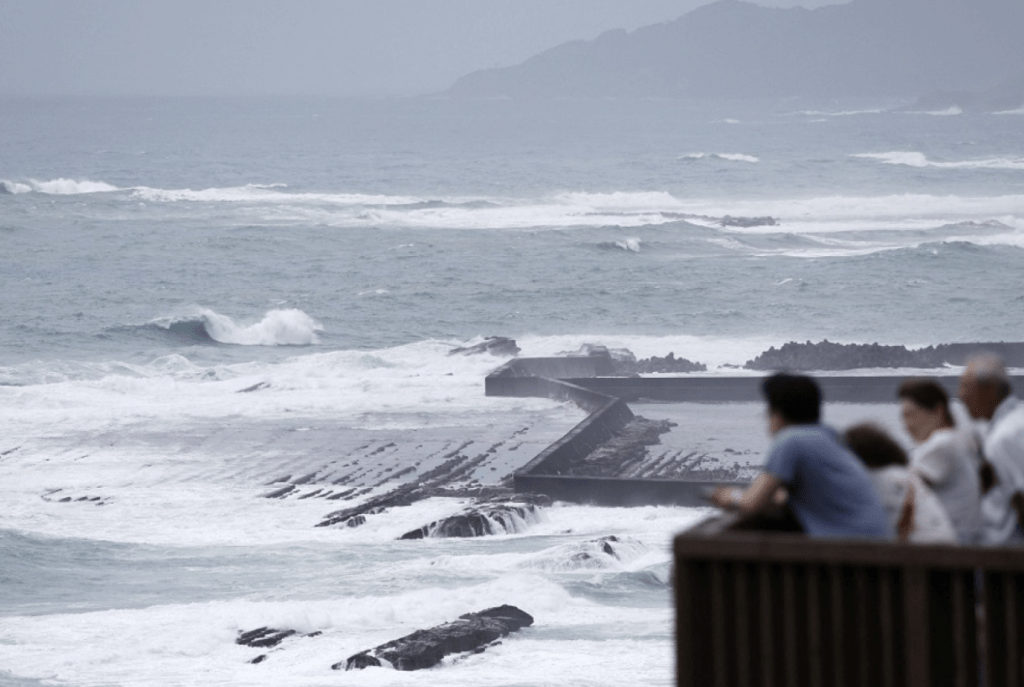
[449,336,520,357]
[745,340,1024,371]
[399,494,548,540]
[560,344,707,374]
[337,605,534,671]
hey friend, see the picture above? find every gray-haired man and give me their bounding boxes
[960,353,1024,545]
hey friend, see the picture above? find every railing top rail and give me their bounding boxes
[676,515,1024,570]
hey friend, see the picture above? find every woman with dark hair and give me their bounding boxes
[844,424,956,544]
[899,378,982,544]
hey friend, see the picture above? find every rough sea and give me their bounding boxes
[1,96,1022,686]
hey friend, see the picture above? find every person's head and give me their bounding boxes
[762,373,821,434]
[898,378,954,442]
[844,424,909,469]
[959,353,1011,420]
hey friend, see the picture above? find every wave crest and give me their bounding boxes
[152,308,323,346]
[0,178,121,195]
[853,152,1024,170]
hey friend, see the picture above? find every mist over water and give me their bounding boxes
[1,96,1023,686]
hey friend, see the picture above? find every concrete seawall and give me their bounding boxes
[489,357,1024,508]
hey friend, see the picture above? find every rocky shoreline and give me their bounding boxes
[459,336,1024,372]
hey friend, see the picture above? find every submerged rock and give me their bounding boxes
[449,336,520,357]
[336,605,534,671]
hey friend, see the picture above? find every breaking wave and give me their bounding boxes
[145,308,324,346]
[130,184,422,205]
[853,152,1024,170]
[0,178,120,195]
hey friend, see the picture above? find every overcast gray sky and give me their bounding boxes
[0,0,841,96]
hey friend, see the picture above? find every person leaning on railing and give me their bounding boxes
[959,353,1024,545]
[710,372,892,539]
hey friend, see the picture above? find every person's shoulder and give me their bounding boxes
[990,398,1024,446]
[915,428,958,459]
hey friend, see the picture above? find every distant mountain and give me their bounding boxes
[446,0,1024,99]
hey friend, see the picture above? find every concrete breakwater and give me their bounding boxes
[489,355,1024,508]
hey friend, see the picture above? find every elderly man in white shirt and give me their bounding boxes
[960,353,1024,545]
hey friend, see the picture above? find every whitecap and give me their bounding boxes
[15,178,121,194]
[614,238,641,252]
[853,151,1024,171]
[0,180,33,194]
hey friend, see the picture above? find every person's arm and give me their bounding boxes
[896,483,916,542]
[710,473,783,514]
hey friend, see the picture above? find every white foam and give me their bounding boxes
[185,308,323,346]
[994,106,1024,115]
[789,109,883,117]
[515,333,782,372]
[0,179,33,194]
[17,178,121,194]
[679,152,759,163]
[131,184,421,205]
[907,106,963,116]
[854,151,1024,171]
[614,237,641,252]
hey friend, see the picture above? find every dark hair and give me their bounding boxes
[897,378,954,426]
[762,373,821,424]
[844,424,908,468]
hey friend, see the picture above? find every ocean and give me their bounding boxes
[1,95,1022,686]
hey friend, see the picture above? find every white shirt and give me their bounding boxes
[979,396,1024,545]
[869,466,957,544]
[911,427,982,544]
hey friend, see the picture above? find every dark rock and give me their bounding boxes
[615,352,707,375]
[399,496,544,540]
[558,345,706,375]
[449,337,520,357]
[250,654,267,665]
[744,340,1024,371]
[745,339,944,371]
[262,485,296,499]
[335,605,534,671]
[236,627,296,648]
[238,382,270,393]
[719,216,777,228]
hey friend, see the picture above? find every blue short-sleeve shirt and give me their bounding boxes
[765,425,892,539]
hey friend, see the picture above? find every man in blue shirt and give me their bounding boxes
[711,373,892,539]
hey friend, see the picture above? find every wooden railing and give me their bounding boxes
[675,515,1024,687]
